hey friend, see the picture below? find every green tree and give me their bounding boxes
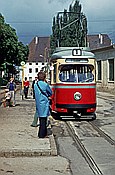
[0,13,29,77]
[50,0,87,52]
[0,18,18,64]
[16,41,29,65]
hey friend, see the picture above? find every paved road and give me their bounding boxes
[0,91,70,175]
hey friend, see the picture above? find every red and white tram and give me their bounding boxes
[50,47,96,120]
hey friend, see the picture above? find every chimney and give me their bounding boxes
[99,34,103,44]
[35,36,38,44]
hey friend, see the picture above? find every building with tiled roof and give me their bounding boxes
[87,34,115,91]
[87,34,112,50]
[24,36,50,83]
[23,34,114,90]
[28,36,50,62]
[27,34,112,64]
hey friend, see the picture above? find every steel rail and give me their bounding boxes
[96,94,115,102]
[89,121,115,146]
[65,121,103,175]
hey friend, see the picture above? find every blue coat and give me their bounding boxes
[34,81,52,117]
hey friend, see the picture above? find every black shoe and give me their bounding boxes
[30,124,39,127]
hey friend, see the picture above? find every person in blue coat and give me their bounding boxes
[34,71,52,138]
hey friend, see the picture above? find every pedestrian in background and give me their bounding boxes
[6,77,16,106]
[34,71,52,138]
[32,76,38,99]
[24,77,29,99]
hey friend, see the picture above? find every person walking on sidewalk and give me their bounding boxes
[34,71,52,138]
[32,76,38,99]
[6,77,16,106]
[24,77,29,99]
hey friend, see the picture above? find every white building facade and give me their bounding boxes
[92,45,115,92]
[23,62,46,83]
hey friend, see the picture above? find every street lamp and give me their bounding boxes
[40,46,50,64]
[39,54,44,67]
[20,61,25,100]
[39,48,50,79]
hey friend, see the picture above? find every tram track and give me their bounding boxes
[65,121,103,175]
[89,121,115,146]
[96,94,115,102]
[95,93,115,145]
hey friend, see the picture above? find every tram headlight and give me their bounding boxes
[74,92,82,101]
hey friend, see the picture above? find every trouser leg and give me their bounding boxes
[38,117,47,138]
[10,91,15,106]
[24,87,28,98]
[31,111,38,127]
[33,90,35,99]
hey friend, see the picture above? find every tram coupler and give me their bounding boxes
[73,111,81,118]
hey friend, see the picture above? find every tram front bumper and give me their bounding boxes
[51,110,96,120]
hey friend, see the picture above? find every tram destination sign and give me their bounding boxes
[72,49,82,56]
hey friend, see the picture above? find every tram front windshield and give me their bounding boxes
[59,64,94,83]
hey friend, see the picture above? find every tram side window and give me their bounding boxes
[54,64,56,83]
[59,65,94,83]
[75,66,94,82]
[59,71,66,82]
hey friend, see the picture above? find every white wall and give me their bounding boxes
[24,62,44,82]
[19,62,45,84]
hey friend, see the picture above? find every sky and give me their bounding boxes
[0,0,115,45]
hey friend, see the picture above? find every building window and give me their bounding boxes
[29,68,32,73]
[29,63,32,65]
[36,63,38,65]
[29,77,32,82]
[97,61,101,80]
[35,68,38,73]
[108,59,114,81]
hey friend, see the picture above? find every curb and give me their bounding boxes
[49,134,57,156]
[0,135,57,158]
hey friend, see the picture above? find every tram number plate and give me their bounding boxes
[73,111,77,114]
[73,111,81,117]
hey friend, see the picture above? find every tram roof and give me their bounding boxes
[51,47,95,60]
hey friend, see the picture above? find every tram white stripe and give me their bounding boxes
[52,85,96,89]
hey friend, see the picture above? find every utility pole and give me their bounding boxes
[20,61,25,100]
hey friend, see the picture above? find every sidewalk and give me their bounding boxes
[0,91,70,175]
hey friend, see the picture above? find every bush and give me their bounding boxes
[0,77,8,86]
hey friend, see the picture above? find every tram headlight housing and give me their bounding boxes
[74,92,82,101]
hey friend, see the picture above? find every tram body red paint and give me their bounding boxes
[51,83,96,113]
[50,47,96,119]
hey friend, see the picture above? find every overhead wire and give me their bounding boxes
[6,19,115,42]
